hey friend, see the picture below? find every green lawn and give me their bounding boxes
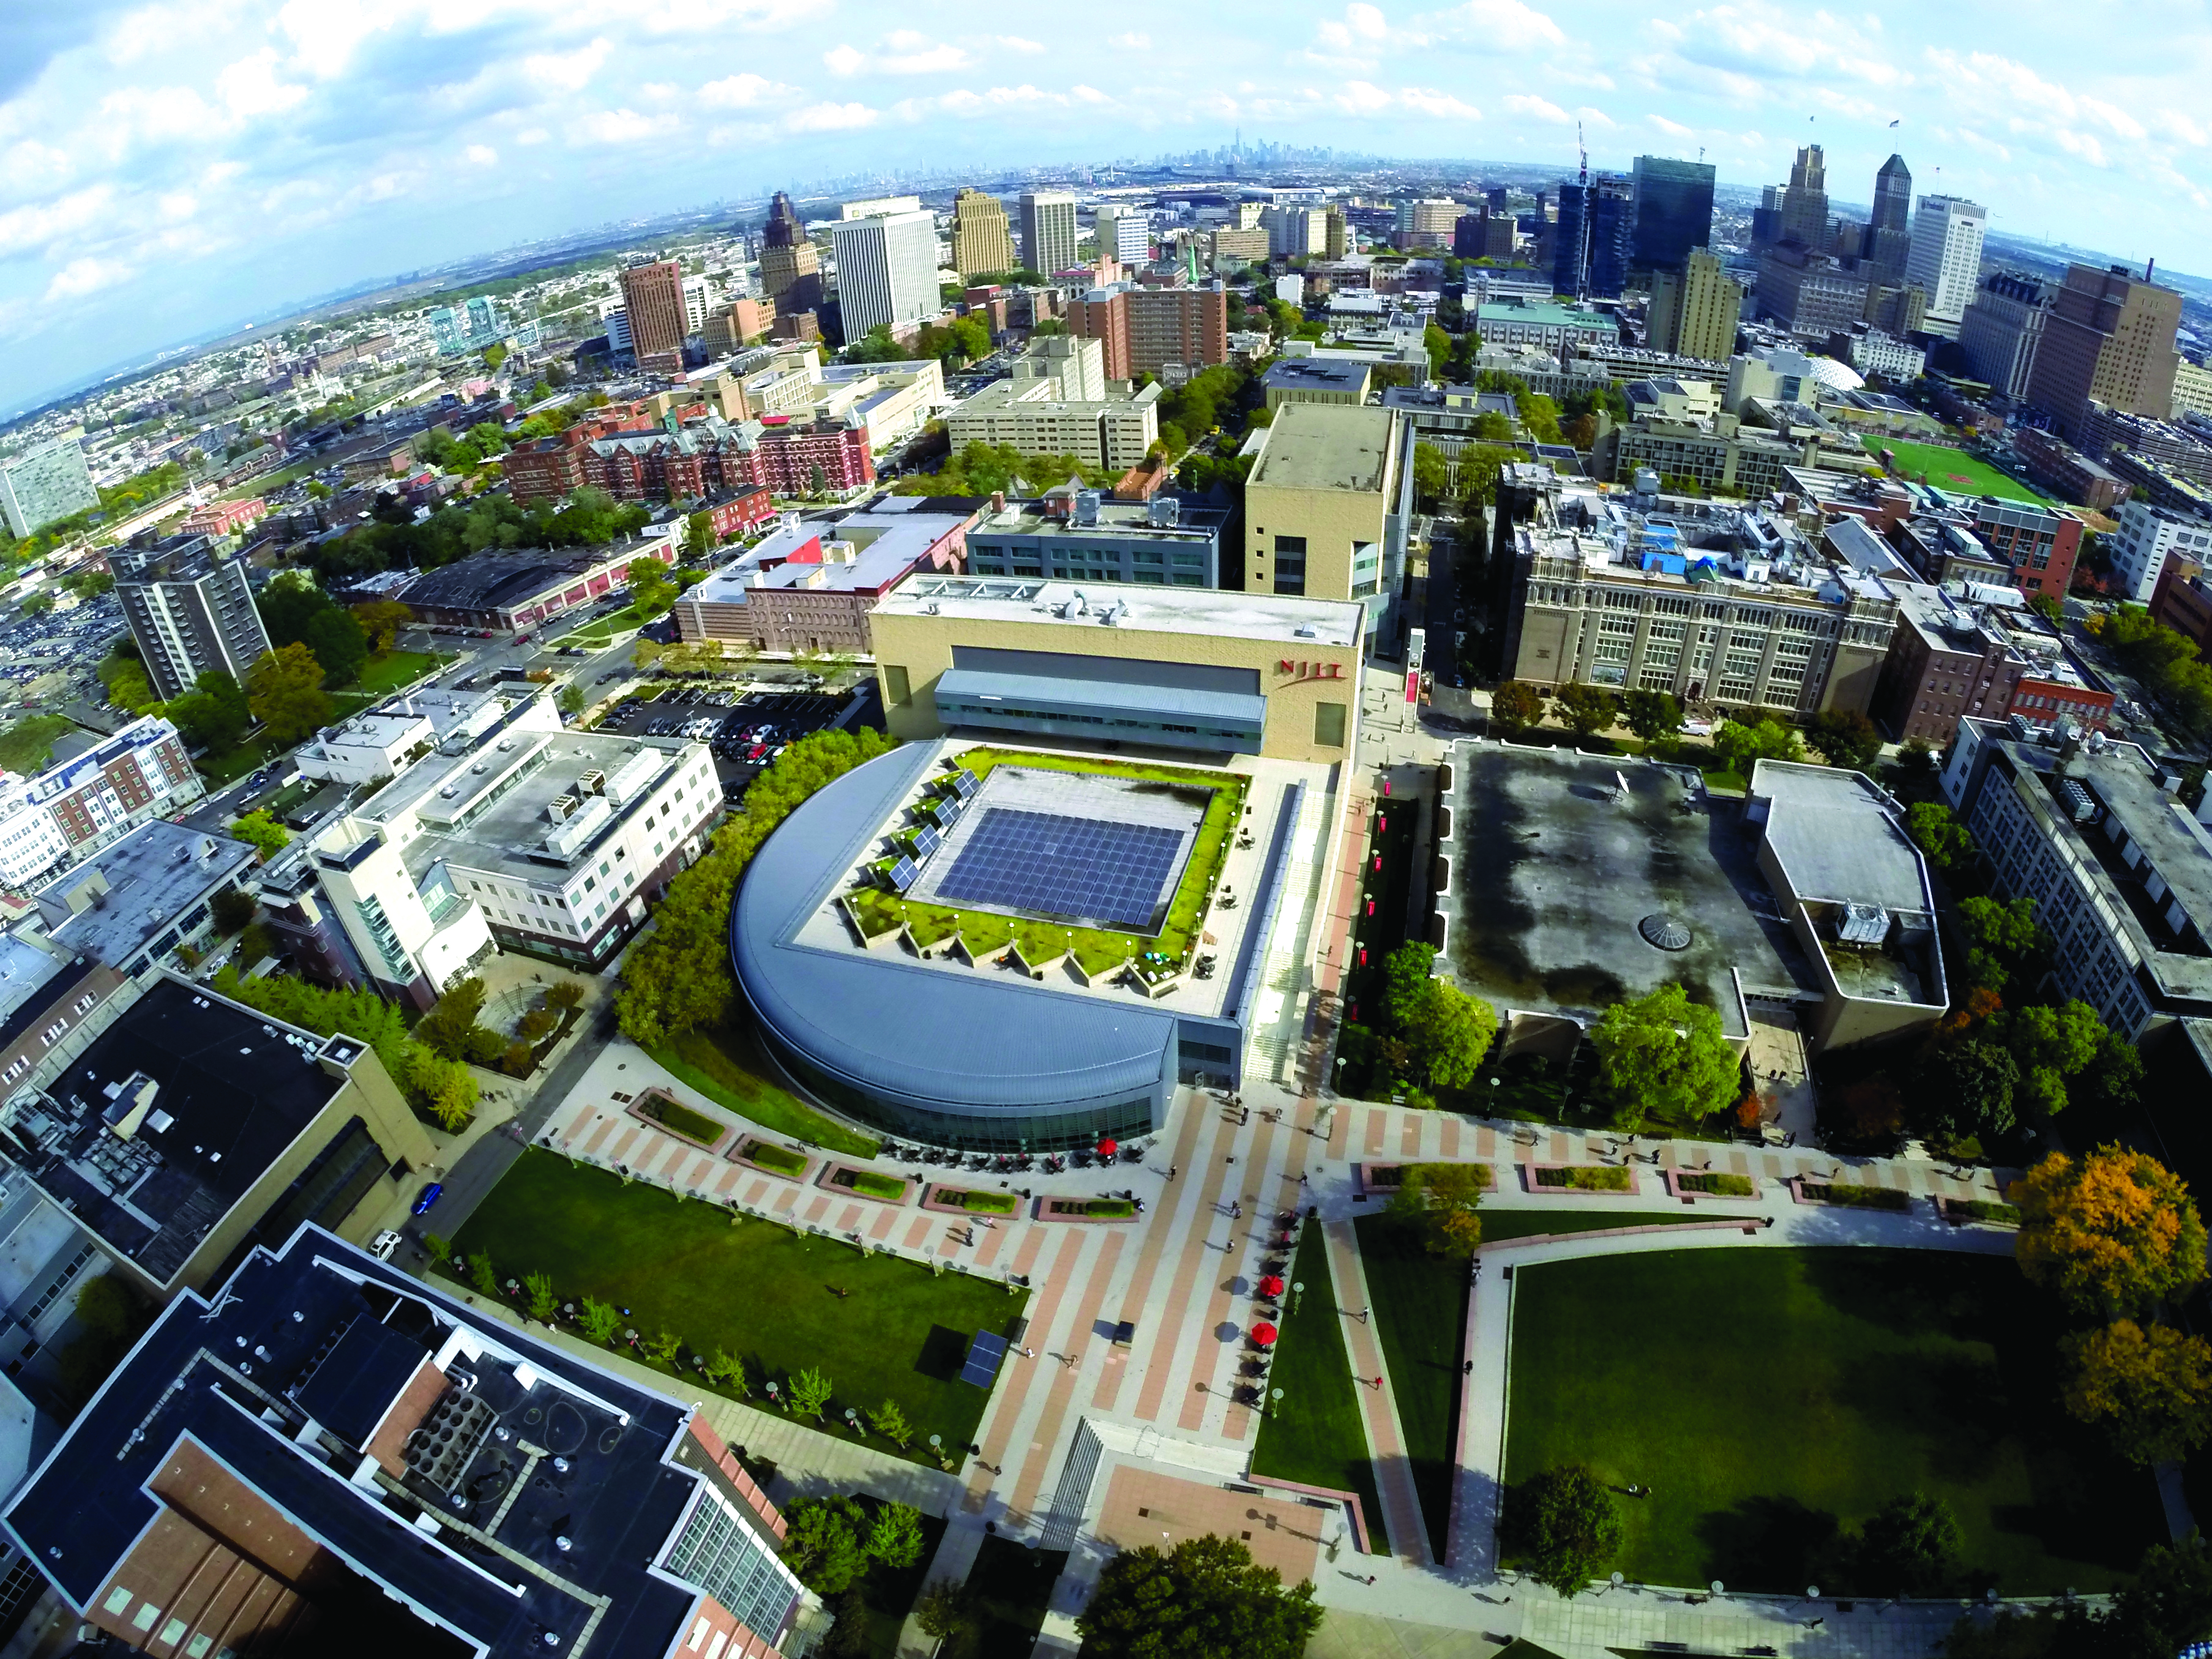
[352,649,443,696]
[1502,1248,2162,1594]
[198,737,274,784]
[1864,436,2049,505]
[1351,1212,1469,1560]
[559,603,645,644]
[449,1150,1022,1465]
[0,714,76,773]
[651,1023,879,1158]
[1477,1210,1719,1245]
[1252,1226,1390,1556]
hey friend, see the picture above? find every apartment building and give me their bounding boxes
[0,440,98,538]
[2011,426,2132,512]
[310,691,722,1001]
[619,259,689,375]
[1504,485,1899,714]
[1941,719,2212,1039]
[946,378,1162,471]
[2109,498,2212,601]
[951,187,1015,276]
[111,534,273,700]
[2026,263,2184,437]
[1872,586,2032,744]
[0,715,203,887]
[1647,249,1743,363]
[1018,190,1078,275]
[2150,556,2212,658]
[1067,281,1230,381]
[504,412,875,507]
[1957,272,2050,400]
[829,209,939,338]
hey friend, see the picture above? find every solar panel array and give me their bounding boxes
[909,826,943,859]
[945,769,979,800]
[932,808,1184,931]
[881,856,918,892]
[926,797,963,829]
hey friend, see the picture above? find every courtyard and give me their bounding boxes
[1501,1247,2161,1595]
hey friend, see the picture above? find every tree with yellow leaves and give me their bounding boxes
[1388,1161,1487,1260]
[2015,1146,2208,1320]
[2060,1318,2212,1466]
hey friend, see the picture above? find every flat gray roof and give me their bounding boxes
[1750,762,1933,911]
[1437,745,1820,1035]
[879,574,1362,647]
[39,822,258,969]
[1263,359,1370,390]
[1247,403,1397,494]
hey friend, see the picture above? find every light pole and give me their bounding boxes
[844,1407,861,1437]
[766,1381,780,1410]
[1270,1387,1283,1418]
[1607,1572,1625,1595]
[1292,1281,1306,1315]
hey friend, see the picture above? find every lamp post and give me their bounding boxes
[844,1407,861,1437]
[1607,1572,1625,1595]
[766,1381,780,1410]
[1270,1387,1283,1418]
[1292,1281,1306,1315]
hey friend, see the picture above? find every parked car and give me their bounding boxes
[411,1182,444,1217]
[370,1230,403,1261]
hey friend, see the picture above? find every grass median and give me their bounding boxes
[650,1021,879,1158]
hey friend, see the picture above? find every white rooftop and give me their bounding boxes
[879,574,1364,648]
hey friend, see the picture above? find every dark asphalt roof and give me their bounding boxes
[731,744,1176,1112]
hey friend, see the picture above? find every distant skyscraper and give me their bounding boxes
[1018,191,1078,277]
[1904,195,1988,329]
[760,191,824,313]
[1957,272,2051,400]
[1553,176,1632,300]
[0,439,99,538]
[2027,263,2184,435]
[618,259,688,375]
[1648,248,1744,362]
[1870,154,1913,234]
[949,188,1015,277]
[1094,204,1151,264]
[829,209,940,340]
[1628,156,1716,274]
[1779,145,1829,248]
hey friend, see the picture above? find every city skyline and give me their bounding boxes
[0,0,2207,412]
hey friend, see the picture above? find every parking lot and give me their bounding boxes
[597,685,859,795]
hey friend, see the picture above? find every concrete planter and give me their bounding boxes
[1037,1196,1140,1223]
[1358,1161,1496,1197]
[731,1139,814,1184]
[922,1184,1020,1218]
[1787,1174,1914,1211]
[837,893,901,949]
[1661,1168,1762,1201]
[624,1093,730,1155]
[1521,1161,1640,1196]
[815,1160,910,1207]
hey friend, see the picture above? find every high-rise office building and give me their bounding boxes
[1870,154,1913,234]
[1628,155,1716,274]
[1095,203,1151,264]
[830,209,941,339]
[618,258,688,374]
[1957,272,2051,400]
[113,535,273,699]
[2027,263,2186,436]
[950,187,1015,277]
[1779,145,1829,248]
[1325,206,1348,260]
[1903,195,1987,330]
[759,190,824,313]
[1553,177,1633,300]
[1019,190,1078,276]
[1648,248,1744,362]
[0,439,99,537]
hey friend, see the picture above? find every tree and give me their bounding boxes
[417,977,493,1061]
[645,1330,682,1368]
[209,887,256,936]
[1956,894,2041,995]
[1990,1000,2104,1117]
[867,1502,925,1569]
[578,1297,622,1344]
[1388,1161,1487,1258]
[1508,1465,1624,1597]
[1712,715,1803,772]
[469,1252,499,1296]
[1381,941,1438,1031]
[245,644,334,745]
[165,669,252,753]
[1422,322,1453,376]
[523,1272,558,1322]
[228,810,291,860]
[628,556,678,620]
[557,684,585,717]
[20,592,52,617]
[1489,680,1547,738]
[682,511,717,558]
[422,1234,453,1267]
[914,1579,978,1644]
[1551,683,1618,740]
[2061,1319,2212,1466]
[1400,979,1496,1090]
[1913,1038,2019,1142]
[352,598,416,653]
[1621,688,1684,748]
[2016,1147,2210,1321]
[1075,1534,1322,1659]
[788,1365,833,1421]
[1589,982,1741,1130]
[783,1497,873,1595]
[1906,802,1975,873]
[703,1349,748,1395]
[1855,1492,1960,1595]
[1411,441,1449,507]
[869,1397,913,1448]
[1804,707,1883,771]
[545,979,586,1012]
[2102,1535,2212,1658]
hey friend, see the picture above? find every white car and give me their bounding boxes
[369,1230,404,1262]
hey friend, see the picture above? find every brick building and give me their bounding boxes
[2151,557,2212,659]
[1068,282,1229,379]
[1873,587,2030,744]
[503,415,874,507]
[619,258,689,375]
[2013,426,2132,512]
[675,502,969,655]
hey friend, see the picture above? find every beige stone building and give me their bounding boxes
[1,972,439,1297]
[1647,248,1743,363]
[869,573,1365,765]
[950,187,1015,278]
[1242,403,1408,643]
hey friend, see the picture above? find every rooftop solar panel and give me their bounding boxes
[946,769,979,799]
[932,807,1185,932]
[883,856,918,892]
[910,826,943,859]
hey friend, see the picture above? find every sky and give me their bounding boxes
[1,0,2207,416]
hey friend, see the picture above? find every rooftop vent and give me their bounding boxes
[1637,914,1692,952]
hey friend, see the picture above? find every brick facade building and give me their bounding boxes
[1068,283,1230,380]
[503,416,874,507]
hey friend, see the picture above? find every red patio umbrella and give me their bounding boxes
[1096,1138,1118,1158]
[1258,1275,1285,1298]
[1250,1322,1279,1347]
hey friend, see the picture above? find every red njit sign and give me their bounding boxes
[1405,669,1420,704]
[1276,660,1345,683]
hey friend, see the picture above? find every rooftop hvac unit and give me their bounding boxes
[547,796,613,857]
[1837,903,1890,945]
[547,794,579,824]
[402,1387,498,1494]
[1075,491,1102,526]
[2059,778,2096,822]
[1148,496,1180,528]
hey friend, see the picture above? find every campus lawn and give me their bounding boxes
[1251,1225,1391,1556]
[1477,1210,1721,1245]
[447,1150,1022,1465]
[197,737,274,785]
[650,1021,879,1158]
[561,603,645,644]
[352,648,443,696]
[1501,1248,2162,1594]
[1863,436,2049,505]
[1351,1211,1469,1560]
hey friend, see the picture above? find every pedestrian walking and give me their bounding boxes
[1226,1154,1235,1165]
[1365,1574,1377,1586]
[1168,1165,1178,1181]
[1022,1347,1034,1359]
[1231,1201,1242,1219]
[1463,1359,1473,1376]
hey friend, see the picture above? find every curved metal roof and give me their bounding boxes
[731,744,1176,1114]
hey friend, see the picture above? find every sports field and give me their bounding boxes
[1863,437,2049,504]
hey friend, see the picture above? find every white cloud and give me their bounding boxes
[1503,92,1571,123]
[514,126,550,145]
[1424,0,1566,52]
[1334,81,1396,114]
[823,43,865,75]
[45,256,134,301]
[1400,87,1481,119]
[570,106,679,144]
[464,143,499,165]
[826,31,971,75]
[1650,114,1697,139]
[699,72,796,108]
[215,49,308,120]
[524,39,611,95]
[1108,32,1151,49]
[0,186,116,254]
[996,35,1046,53]
[785,100,877,132]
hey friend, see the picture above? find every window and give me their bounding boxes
[1314,701,1348,748]
[882,665,911,706]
